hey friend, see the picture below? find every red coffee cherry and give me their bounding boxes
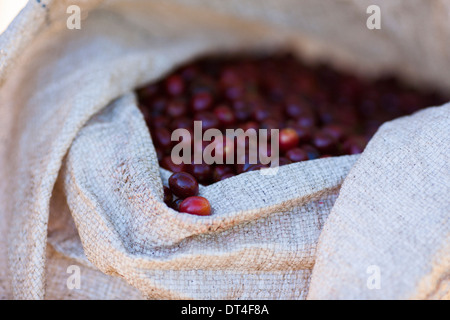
[279,128,300,152]
[179,196,212,216]
[168,172,199,199]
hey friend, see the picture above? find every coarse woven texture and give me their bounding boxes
[0,0,448,300]
[307,104,450,300]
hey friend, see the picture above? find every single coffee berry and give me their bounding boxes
[279,128,300,152]
[285,148,309,163]
[179,196,212,216]
[168,172,199,199]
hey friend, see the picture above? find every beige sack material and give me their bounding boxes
[0,0,448,300]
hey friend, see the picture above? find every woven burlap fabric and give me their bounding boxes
[307,104,450,300]
[0,0,448,299]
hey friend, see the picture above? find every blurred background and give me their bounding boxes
[0,0,28,34]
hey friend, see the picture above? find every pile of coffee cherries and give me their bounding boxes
[163,172,211,216]
[137,54,448,215]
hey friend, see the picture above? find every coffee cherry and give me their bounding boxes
[342,136,367,154]
[179,196,212,216]
[278,157,292,166]
[153,128,172,151]
[161,156,186,173]
[213,165,234,181]
[194,112,220,131]
[168,172,199,199]
[244,163,269,172]
[188,163,212,185]
[285,148,308,163]
[218,173,235,181]
[279,128,300,152]
[148,115,169,128]
[166,75,185,96]
[163,186,173,205]
[214,105,236,127]
[313,132,336,153]
[170,198,183,211]
[322,124,346,142]
[191,92,213,112]
[166,99,187,118]
[303,145,320,160]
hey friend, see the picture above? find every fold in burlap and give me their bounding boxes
[308,105,450,300]
[0,0,448,299]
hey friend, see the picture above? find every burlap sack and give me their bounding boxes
[0,0,448,300]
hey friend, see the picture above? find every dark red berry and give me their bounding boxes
[295,114,316,128]
[148,115,169,128]
[171,198,183,211]
[284,98,311,118]
[291,125,312,143]
[342,136,367,154]
[153,127,172,151]
[156,148,164,162]
[214,105,236,127]
[252,107,271,123]
[163,186,173,205]
[188,164,212,185]
[191,92,213,112]
[218,173,235,181]
[313,132,336,153]
[244,163,269,172]
[170,117,193,131]
[166,75,185,96]
[322,124,346,142]
[285,148,308,163]
[278,157,292,166]
[213,165,234,181]
[303,145,320,160]
[166,99,187,118]
[161,156,186,173]
[194,112,220,131]
[168,172,199,199]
